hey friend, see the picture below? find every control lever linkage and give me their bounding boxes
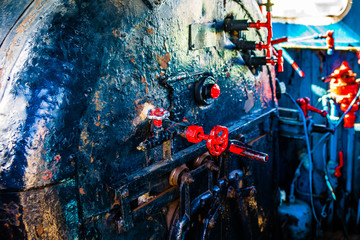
[137,108,268,162]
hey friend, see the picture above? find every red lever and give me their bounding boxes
[335,151,344,178]
[296,97,328,119]
[229,144,268,162]
[271,37,288,45]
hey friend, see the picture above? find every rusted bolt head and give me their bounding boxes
[121,189,129,198]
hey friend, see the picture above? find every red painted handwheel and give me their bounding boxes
[207,126,229,156]
[147,108,169,127]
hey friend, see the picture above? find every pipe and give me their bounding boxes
[284,92,321,225]
[346,128,355,193]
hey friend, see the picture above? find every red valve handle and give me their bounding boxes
[207,126,229,156]
[250,11,283,73]
[271,37,288,45]
[148,108,170,127]
[296,97,328,119]
[185,125,228,156]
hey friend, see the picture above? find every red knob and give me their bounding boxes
[203,83,221,100]
[210,84,220,99]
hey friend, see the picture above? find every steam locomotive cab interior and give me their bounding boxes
[0,0,360,239]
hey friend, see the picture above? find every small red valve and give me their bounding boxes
[334,151,344,178]
[250,12,283,72]
[148,108,170,127]
[296,97,328,119]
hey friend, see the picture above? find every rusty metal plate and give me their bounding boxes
[189,22,218,50]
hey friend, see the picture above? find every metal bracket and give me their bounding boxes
[189,22,218,50]
[179,164,214,220]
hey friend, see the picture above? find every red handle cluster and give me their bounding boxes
[249,11,283,72]
[296,97,328,119]
[185,125,229,156]
[148,108,169,127]
[249,12,272,58]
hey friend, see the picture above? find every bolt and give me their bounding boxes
[206,162,219,171]
[209,219,215,228]
[137,143,146,151]
[227,187,235,199]
[161,207,168,215]
[200,199,206,208]
[181,173,194,184]
[121,189,129,198]
[117,218,125,232]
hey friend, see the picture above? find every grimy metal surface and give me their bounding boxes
[0,0,277,239]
